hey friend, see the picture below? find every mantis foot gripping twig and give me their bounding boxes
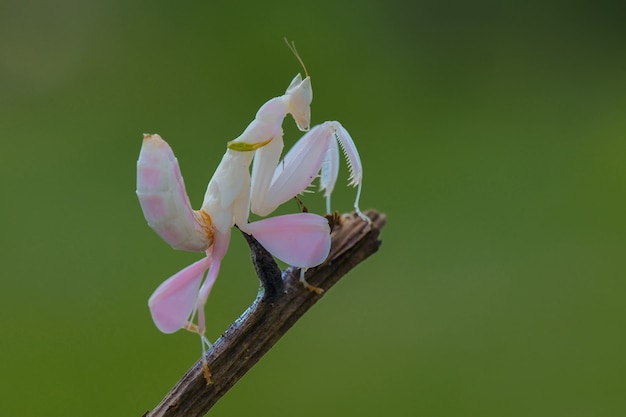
[298,268,324,294]
[200,336,213,385]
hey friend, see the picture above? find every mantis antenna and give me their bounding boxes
[284,37,308,77]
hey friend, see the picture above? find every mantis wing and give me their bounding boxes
[148,256,211,334]
[244,213,331,268]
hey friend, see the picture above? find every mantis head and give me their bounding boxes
[285,73,312,132]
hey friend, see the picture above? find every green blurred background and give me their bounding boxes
[1,0,625,416]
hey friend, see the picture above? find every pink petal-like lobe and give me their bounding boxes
[148,256,211,334]
[245,213,330,267]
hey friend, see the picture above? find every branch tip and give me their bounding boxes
[143,209,385,417]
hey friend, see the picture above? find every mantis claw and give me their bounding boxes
[299,268,324,295]
[200,335,213,384]
[357,211,371,224]
[202,360,212,385]
[354,188,372,224]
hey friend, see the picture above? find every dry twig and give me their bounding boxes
[143,209,386,417]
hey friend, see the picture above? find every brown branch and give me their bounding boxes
[143,209,386,417]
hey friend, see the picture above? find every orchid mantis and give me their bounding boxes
[136,48,368,361]
[137,73,326,354]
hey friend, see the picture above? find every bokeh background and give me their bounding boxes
[1,1,625,416]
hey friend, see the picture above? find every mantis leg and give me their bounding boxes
[241,213,330,269]
[148,255,212,334]
[249,121,368,222]
[247,213,330,294]
[330,122,368,222]
[147,229,231,339]
[250,124,331,217]
[249,134,284,216]
[194,229,231,337]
